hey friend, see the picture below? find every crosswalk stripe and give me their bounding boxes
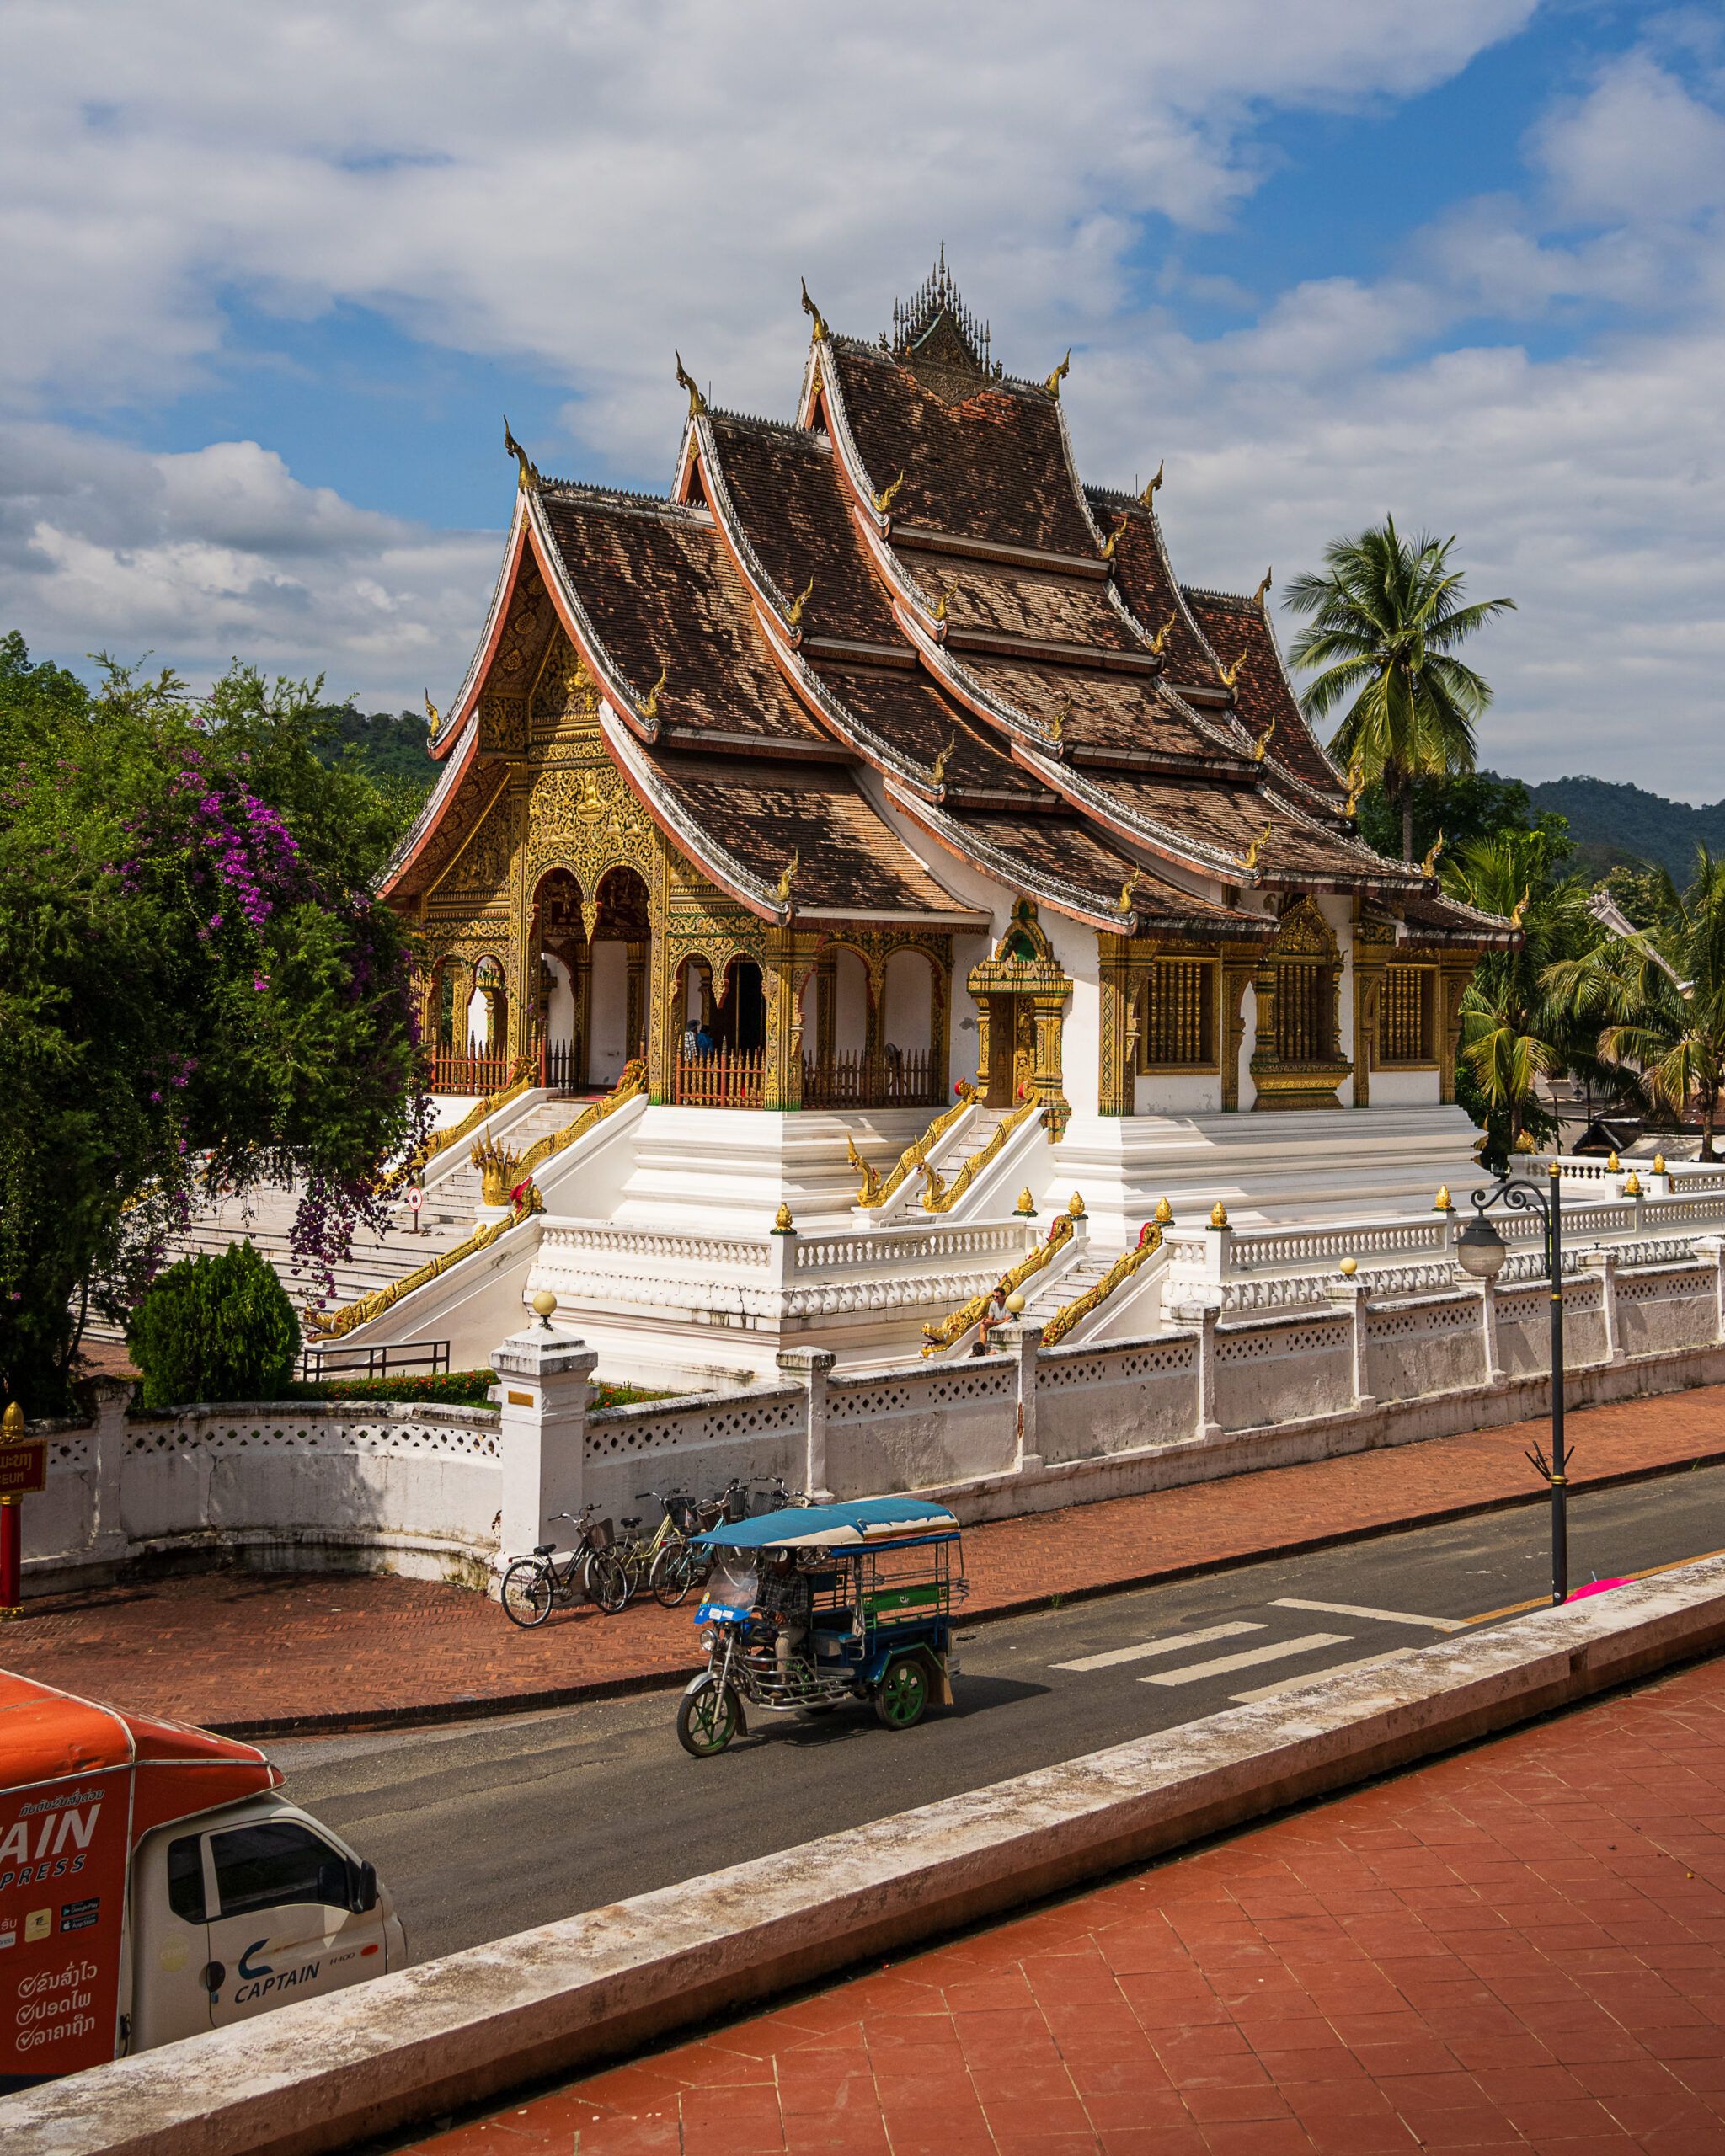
[1231,1646,1418,1704]
[1140,1631,1351,1686]
[1271,1597,1467,1631]
[1053,1621,1263,1673]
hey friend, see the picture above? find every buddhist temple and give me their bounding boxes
[359,256,1515,1384]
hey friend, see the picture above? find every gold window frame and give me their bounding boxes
[1136,955,1220,1074]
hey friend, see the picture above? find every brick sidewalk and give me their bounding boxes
[5,1383,1724,1735]
[401,1651,1725,2156]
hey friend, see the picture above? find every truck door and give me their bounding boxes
[199,1812,387,2029]
[129,1828,222,2052]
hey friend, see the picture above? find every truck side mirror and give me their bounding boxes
[348,1858,379,1914]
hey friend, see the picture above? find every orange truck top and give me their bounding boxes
[1,1671,281,2082]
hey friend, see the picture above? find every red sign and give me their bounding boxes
[0,1443,45,1498]
[406,1185,423,1213]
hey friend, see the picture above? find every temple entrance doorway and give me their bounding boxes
[982,992,1039,1109]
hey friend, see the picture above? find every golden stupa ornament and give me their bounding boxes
[1210,1199,1229,1229]
[1015,1187,1036,1216]
[1607,1150,1620,1171]
[1434,1185,1452,1212]
[772,1203,795,1234]
[1653,1153,1668,1175]
[1624,1170,1642,1197]
[1154,1196,1174,1225]
[1067,1192,1087,1219]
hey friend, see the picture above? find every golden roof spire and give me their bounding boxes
[1044,350,1071,398]
[502,416,540,491]
[674,351,707,418]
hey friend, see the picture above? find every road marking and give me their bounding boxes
[1272,1596,1467,1632]
[1462,1548,1725,1627]
[1231,1646,1417,1704]
[1053,1621,1263,1673]
[1140,1632,1352,1686]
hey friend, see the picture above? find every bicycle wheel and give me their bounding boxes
[500,1558,555,1630]
[650,1539,701,1609]
[676,1676,740,1758]
[585,1547,630,1615]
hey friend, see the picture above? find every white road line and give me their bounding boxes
[1271,1597,1468,1632]
[1140,1631,1351,1686]
[1230,1646,1418,1705]
[1053,1621,1263,1673]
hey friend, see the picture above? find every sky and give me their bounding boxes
[2,3,1722,797]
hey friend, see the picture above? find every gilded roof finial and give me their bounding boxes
[931,732,956,786]
[1420,830,1445,878]
[871,469,905,515]
[1509,884,1530,931]
[799,276,830,343]
[641,664,667,721]
[1150,616,1176,657]
[1116,879,1138,916]
[1243,819,1272,872]
[1343,760,1366,816]
[674,350,707,418]
[1048,690,1071,747]
[932,576,958,622]
[1251,716,1277,764]
[1219,654,1243,690]
[1044,350,1071,398]
[1102,513,1129,562]
[424,689,441,734]
[502,416,540,492]
[1252,566,1273,609]
[787,575,814,629]
[774,849,799,903]
[1140,460,1163,506]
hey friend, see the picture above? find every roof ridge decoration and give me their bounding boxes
[674,351,707,418]
[890,245,993,376]
[503,417,541,492]
[801,277,830,343]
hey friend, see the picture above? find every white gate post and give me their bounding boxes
[991,1319,1044,1473]
[490,1297,595,1582]
[1195,1301,1223,1441]
[1583,1249,1624,1366]
[777,1347,835,1502]
[1696,1235,1725,1345]
[1324,1277,1375,1412]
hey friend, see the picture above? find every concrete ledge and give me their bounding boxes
[8,1557,1725,2156]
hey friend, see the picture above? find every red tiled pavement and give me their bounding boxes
[397,1651,1725,2156]
[6,1382,1725,1734]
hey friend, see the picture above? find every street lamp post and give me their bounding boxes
[1455,1161,1568,1605]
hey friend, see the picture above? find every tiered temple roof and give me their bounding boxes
[387,259,1512,952]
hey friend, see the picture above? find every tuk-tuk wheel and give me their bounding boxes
[874,1657,929,1731]
[676,1677,741,1758]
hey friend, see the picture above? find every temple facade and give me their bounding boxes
[366,259,1514,1383]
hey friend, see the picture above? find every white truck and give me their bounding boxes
[1,1668,404,2090]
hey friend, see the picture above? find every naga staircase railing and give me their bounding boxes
[1042,1223,1166,1346]
[920,1205,1079,1356]
[847,1081,979,1209]
[921,1095,1044,1214]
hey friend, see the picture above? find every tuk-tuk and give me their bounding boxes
[676,1497,965,1757]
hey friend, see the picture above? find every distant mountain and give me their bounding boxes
[311,704,436,795]
[1519,775,1725,883]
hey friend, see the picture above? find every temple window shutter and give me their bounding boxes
[1139,958,1215,1070]
[1274,959,1331,1065]
[1378,963,1434,1064]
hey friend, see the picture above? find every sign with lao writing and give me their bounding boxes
[0,1440,46,1497]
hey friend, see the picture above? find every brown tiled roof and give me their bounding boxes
[638,749,971,917]
[929,560,1137,652]
[537,488,827,747]
[827,344,1098,559]
[1087,494,1222,690]
[1399,889,1521,947]
[813,666,1046,798]
[1074,773,1421,887]
[961,657,1243,766]
[1183,587,1340,795]
[702,415,898,645]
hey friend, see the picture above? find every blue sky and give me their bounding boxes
[3,2,1722,793]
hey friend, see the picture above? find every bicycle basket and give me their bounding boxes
[666,1494,698,1532]
[588,1517,615,1553]
[724,1490,750,1524]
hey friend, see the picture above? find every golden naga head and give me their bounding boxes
[1044,349,1071,398]
[1252,566,1273,609]
[787,575,814,630]
[1243,819,1272,872]
[1419,830,1446,878]
[1150,616,1176,657]
[502,416,540,492]
[424,689,441,734]
[1509,884,1530,931]
[641,664,667,722]
[932,576,958,622]
[1219,654,1243,690]
[1343,760,1366,816]
[674,351,707,418]
[1251,716,1278,764]
[1102,514,1129,562]
[799,276,829,342]
[931,732,956,786]
[871,469,905,515]
[773,849,799,903]
[1140,460,1164,506]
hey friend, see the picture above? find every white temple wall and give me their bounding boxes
[833,947,869,1055]
[544,953,575,1054]
[1368,1067,1441,1107]
[589,942,629,1081]
[1041,909,1100,1110]
[1318,895,1357,1107]
[883,949,932,1055]
[1236,983,1258,1109]
[1135,1072,1224,1114]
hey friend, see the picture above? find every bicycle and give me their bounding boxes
[499,1508,628,1626]
[609,1489,711,1610]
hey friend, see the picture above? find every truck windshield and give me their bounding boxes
[211,1820,347,1916]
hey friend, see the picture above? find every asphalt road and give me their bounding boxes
[272,1465,1725,1963]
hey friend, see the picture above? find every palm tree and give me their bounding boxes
[1443,830,1602,1158]
[1285,520,1515,860]
[1545,850,1725,1161]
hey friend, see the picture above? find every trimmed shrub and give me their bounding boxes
[126,1240,302,1409]
[284,1371,670,1410]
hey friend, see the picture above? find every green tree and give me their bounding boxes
[1546,850,1725,1161]
[1285,520,1515,861]
[1442,825,1602,1167]
[126,1240,301,1409]
[0,636,427,1412]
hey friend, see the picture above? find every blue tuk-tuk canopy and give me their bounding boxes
[690,1497,959,1551]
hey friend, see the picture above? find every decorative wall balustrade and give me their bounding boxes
[801,1048,938,1110]
[671,1048,766,1107]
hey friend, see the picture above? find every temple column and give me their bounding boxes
[930,948,951,1106]
[626,939,648,1065]
[1220,958,1255,1112]
[1439,956,1472,1104]
[763,928,808,1113]
[1097,935,1135,1117]
[1032,988,1068,1135]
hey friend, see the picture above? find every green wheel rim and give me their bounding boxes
[686,1684,736,1753]
[879,1662,927,1726]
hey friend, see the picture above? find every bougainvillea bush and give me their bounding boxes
[127,1241,302,1410]
[0,633,427,1409]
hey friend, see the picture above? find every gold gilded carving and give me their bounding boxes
[1141,462,1163,504]
[871,470,905,515]
[1043,1223,1164,1347]
[921,1212,1075,1353]
[1044,350,1071,399]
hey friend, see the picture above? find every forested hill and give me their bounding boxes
[1519,775,1725,881]
[312,704,436,792]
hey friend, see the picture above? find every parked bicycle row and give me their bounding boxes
[499,1476,811,1628]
